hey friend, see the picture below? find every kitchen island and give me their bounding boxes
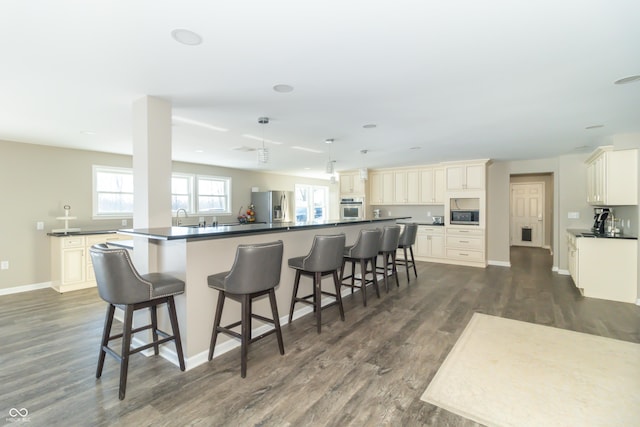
[119,217,407,370]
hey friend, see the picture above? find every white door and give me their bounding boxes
[510,183,544,247]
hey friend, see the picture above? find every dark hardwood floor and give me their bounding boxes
[1,247,639,426]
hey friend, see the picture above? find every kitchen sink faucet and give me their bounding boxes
[175,209,188,226]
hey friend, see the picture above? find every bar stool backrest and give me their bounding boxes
[299,234,346,272]
[398,223,418,247]
[347,228,382,259]
[223,240,284,294]
[380,225,401,252]
[89,243,152,305]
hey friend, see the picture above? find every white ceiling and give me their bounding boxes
[1,0,639,179]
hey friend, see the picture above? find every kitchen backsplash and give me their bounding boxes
[369,204,444,224]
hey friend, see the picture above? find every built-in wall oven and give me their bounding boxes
[340,197,364,220]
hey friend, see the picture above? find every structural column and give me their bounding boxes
[132,96,172,273]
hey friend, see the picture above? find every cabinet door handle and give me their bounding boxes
[460,240,469,243]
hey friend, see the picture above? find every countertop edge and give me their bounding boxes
[118,217,410,241]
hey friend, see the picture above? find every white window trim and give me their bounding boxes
[196,174,233,215]
[92,165,134,219]
[171,173,195,214]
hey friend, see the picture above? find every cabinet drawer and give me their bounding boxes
[418,226,444,235]
[446,249,484,261]
[446,236,483,250]
[86,233,120,246]
[62,236,85,248]
[446,227,484,237]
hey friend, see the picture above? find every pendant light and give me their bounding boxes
[257,117,269,164]
[325,138,335,174]
[359,149,368,180]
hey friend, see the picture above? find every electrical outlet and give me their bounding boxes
[36,221,44,230]
[1,261,8,270]
[567,212,580,219]
[121,219,127,226]
[427,211,431,217]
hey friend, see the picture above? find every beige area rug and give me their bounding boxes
[421,313,640,427]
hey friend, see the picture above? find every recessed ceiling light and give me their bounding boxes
[363,124,377,129]
[273,84,294,93]
[585,124,604,130]
[171,29,203,46]
[410,146,421,150]
[614,75,640,85]
[195,149,204,153]
[304,167,311,170]
[325,139,334,144]
[291,146,324,154]
[80,130,96,135]
[172,116,228,132]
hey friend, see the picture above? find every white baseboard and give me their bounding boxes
[636,299,640,306]
[556,269,570,275]
[488,260,511,268]
[0,281,51,296]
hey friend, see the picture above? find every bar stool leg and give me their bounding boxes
[392,251,400,288]
[403,247,411,282]
[350,260,356,293]
[167,296,186,371]
[383,253,390,293]
[410,246,417,277]
[240,294,251,378]
[332,270,345,321]
[268,289,285,354]
[372,258,381,298]
[314,271,322,334]
[97,304,115,379]
[360,259,367,306]
[289,270,301,323]
[150,305,159,355]
[208,292,226,361]
[119,305,134,400]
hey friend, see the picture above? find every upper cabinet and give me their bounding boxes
[369,171,394,204]
[446,162,486,191]
[339,171,366,196]
[420,168,445,204]
[586,146,638,206]
[393,169,421,204]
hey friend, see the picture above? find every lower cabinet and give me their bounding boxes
[415,226,446,259]
[444,227,485,267]
[566,232,637,304]
[50,233,129,293]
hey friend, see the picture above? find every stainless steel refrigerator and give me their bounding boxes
[251,191,294,223]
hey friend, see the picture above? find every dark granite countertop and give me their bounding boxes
[47,230,118,237]
[118,217,410,241]
[566,228,637,240]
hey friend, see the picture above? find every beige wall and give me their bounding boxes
[0,139,335,291]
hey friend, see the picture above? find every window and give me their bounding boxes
[93,166,134,217]
[93,166,232,217]
[197,175,232,214]
[295,184,329,222]
[171,174,194,212]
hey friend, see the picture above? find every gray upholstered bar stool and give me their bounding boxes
[288,233,346,334]
[207,240,284,378]
[396,223,418,283]
[340,228,383,306]
[376,225,401,292]
[89,243,186,400]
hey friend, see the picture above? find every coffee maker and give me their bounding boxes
[592,207,611,234]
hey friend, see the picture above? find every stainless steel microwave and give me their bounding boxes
[451,209,480,225]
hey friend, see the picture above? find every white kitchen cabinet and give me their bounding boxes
[444,227,485,266]
[51,233,129,293]
[393,169,420,204]
[586,146,638,206]
[446,163,486,191]
[420,168,445,204]
[566,231,637,303]
[415,226,445,259]
[339,171,365,196]
[369,171,394,205]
